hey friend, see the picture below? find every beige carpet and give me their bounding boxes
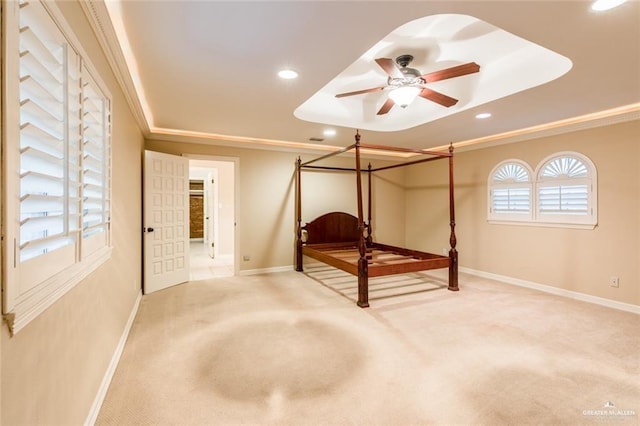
[96,267,639,425]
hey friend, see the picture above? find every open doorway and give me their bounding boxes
[188,158,236,280]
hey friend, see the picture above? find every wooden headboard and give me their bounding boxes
[302,212,360,244]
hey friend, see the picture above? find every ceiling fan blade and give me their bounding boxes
[421,62,480,83]
[375,58,404,79]
[419,88,458,107]
[335,86,385,98]
[377,98,395,115]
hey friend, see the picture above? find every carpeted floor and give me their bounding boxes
[96,267,639,425]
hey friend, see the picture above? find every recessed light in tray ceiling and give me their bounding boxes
[294,14,572,132]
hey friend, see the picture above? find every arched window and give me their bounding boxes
[488,160,533,221]
[535,152,597,226]
[488,152,597,228]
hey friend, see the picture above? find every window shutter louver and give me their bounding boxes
[18,0,77,262]
[538,184,589,214]
[81,72,110,240]
[492,187,531,213]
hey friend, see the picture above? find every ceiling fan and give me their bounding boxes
[335,54,480,115]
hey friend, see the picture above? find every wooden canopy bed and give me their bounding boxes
[295,131,458,308]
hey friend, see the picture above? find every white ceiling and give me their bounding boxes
[96,1,640,152]
[294,13,573,132]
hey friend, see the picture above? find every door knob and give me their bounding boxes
[146,227,154,232]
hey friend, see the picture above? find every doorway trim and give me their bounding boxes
[184,154,240,276]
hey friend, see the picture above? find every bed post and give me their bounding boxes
[366,162,373,247]
[448,144,459,291]
[354,132,369,308]
[295,157,303,272]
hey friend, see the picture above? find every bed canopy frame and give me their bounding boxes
[295,131,458,307]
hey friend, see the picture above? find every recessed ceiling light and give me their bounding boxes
[591,0,627,11]
[323,128,336,137]
[476,112,492,119]
[278,69,298,80]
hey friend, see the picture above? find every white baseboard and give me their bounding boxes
[85,290,142,425]
[460,267,640,314]
[239,265,293,276]
[236,263,639,314]
[239,261,345,276]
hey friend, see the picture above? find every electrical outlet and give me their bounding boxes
[609,276,619,288]
[442,248,448,256]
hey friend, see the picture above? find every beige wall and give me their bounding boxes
[147,121,640,308]
[145,140,406,270]
[1,1,144,424]
[405,120,640,306]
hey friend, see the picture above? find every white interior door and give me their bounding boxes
[143,150,190,294]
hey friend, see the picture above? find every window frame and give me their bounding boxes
[487,159,534,222]
[487,152,597,229]
[534,151,597,227]
[2,0,113,334]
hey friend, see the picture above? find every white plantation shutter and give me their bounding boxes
[19,1,80,263]
[3,0,112,333]
[538,185,589,214]
[488,161,533,221]
[488,153,597,228]
[536,154,596,225]
[81,70,111,254]
[492,187,531,212]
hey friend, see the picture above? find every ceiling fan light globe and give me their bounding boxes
[388,86,421,108]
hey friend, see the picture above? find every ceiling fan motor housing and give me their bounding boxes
[389,54,424,87]
[395,54,414,68]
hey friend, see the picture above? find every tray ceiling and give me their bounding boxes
[92,0,640,152]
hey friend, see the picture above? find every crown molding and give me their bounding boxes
[148,128,415,160]
[433,103,640,153]
[149,103,640,158]
[149,127,337,154]
[80,0,150,135]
